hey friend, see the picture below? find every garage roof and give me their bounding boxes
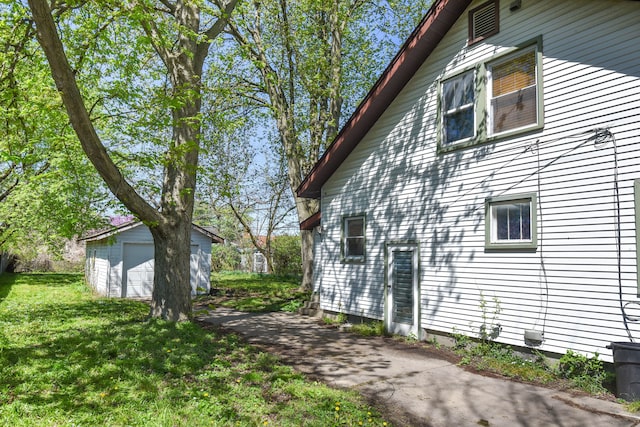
[80,220,224,244]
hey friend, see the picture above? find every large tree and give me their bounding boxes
[220,0,431,289]
[27,0,238,321]
[0,3,107,254]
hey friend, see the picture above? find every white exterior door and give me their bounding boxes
[386,244,420,338]
[122,243,154,298]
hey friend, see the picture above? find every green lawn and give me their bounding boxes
[207,272,309,313]
[0,273,389,426]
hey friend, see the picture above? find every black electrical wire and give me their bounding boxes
[600,127,636,342]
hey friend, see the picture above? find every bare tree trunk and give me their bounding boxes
[300,228,314,290]
[29,0,237,321]
[295,195,318,290]
[149,219,193,321]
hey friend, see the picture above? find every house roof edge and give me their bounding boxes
[296,0,472,199]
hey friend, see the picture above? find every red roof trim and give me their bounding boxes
[296,0,472,199]
[299,211,321,231]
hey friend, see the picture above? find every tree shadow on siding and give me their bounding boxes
[321,65,497,326]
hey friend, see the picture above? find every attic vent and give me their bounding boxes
[469,0,499,45]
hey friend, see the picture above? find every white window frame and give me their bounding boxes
[342,214,366,262]
[485,193,537,250]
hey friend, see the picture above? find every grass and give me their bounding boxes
[451,337,615,397]
[348,322,386,337]
[0,273,389,426]
[207,271,309,313]
[457,342,557,384]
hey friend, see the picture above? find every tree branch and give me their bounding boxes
[27,0,160,224]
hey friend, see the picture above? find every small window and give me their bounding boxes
[441,70,475,146]
[488,47,539,135]
[343,215,365,262]
[469,0,499,45]
[485,193,537,249]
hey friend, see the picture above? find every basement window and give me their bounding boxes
[469,0,499,45]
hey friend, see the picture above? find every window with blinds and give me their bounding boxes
[469,0,499,45]
[489,48,538,134]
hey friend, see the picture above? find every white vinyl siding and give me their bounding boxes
[317,0,640,362]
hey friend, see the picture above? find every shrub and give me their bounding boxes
[211,244,241,272]
[271,235,302,276]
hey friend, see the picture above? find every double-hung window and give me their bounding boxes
[485,193,537,249]
[438,37,542,152]
[488,47,539,135]
[441,70,476,146]
[343,215,365,262]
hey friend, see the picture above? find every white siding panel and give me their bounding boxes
[318,0,640,362]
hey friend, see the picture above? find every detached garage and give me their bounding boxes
[82,220,223,298]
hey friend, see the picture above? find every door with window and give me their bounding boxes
[386,243,420,337]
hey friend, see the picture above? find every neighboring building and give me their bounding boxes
[82,221,223,298]
[239,235,270,273]
[297,0,640,362]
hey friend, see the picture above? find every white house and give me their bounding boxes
[82,220,223,298]
[297,0,640,362]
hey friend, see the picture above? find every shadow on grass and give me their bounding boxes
[0,286,247,423]
[0,273,389,426]
[210,272,301,293]
[207,272,309,314]
[0,272,83,288]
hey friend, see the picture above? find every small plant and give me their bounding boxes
[350,321,385,337]
[280,299,303,312]
[322,312,347,325]
[556,350,611,395]
[625,400,640,413]
[405,332,418,343]
[322,316,337,325]
[451,328,471,351]
[336,311,348,324]
[477,291,502,343]
[427,336,441,349]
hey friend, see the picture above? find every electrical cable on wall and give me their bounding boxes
[534,140,549,336]
[419,127,636,343]
[596,128,637,342]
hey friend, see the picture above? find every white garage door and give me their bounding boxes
[122,243,155,298]
[123,243,201,298]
